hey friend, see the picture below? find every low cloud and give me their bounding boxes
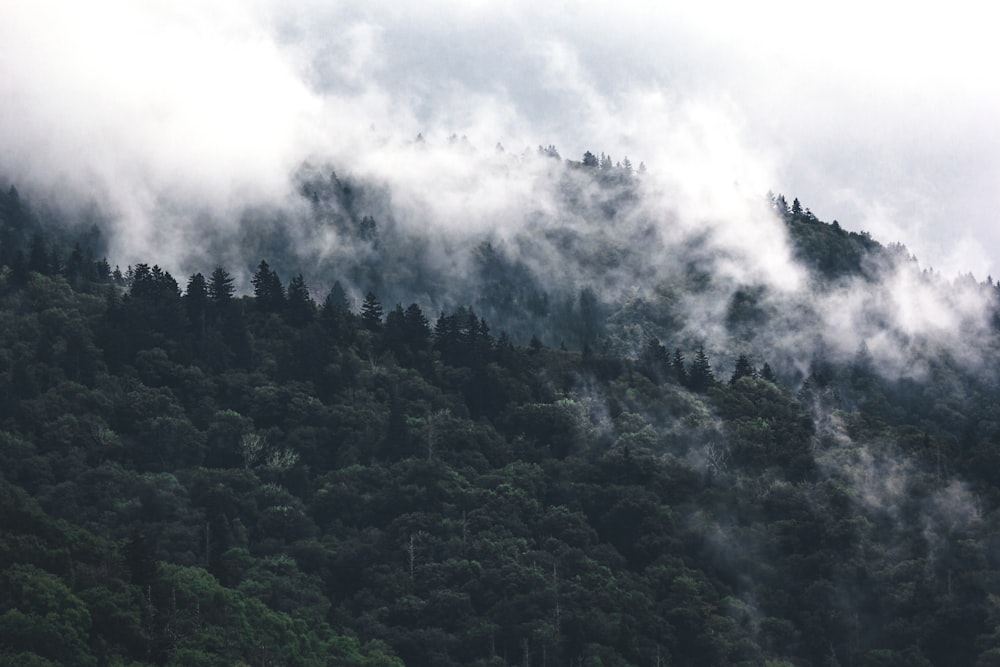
[2,1,998,378]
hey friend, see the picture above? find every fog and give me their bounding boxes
[2,0,999,381]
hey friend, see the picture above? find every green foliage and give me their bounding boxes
[6,186,1000,666]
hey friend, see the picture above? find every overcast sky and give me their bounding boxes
[2,0,998,279]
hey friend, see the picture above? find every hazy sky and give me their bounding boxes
[2,0,998,278]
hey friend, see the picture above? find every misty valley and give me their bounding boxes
[4,150,1000,667]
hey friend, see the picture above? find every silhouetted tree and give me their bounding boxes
[185,272,208,334]
[730,353,756,384]
[321,281,354,341]
[208,266,235,303]
[672,349,688,386]
[361,291,383,331]
[286,274,315,327]
[251,260,285,313]
[759,362,776,382]
[688,345,715,392]
[403,303,430,350]
[643,337,669,375]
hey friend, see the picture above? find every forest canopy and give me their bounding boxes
[3,165,1000,667]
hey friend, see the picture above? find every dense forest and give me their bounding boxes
[4,151,1000,667]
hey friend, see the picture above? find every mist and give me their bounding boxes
[2,0,999,385]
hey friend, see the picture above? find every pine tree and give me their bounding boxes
[730,353,756,385]
[208,266,235,303]
[361,291,383,331]
[286,274,314,326]
[403,303,430,350]
[672,349,688,386]
[251,260,285,313]
[688,345,715,393]
[185,272,208,334]
[644,337,669,370]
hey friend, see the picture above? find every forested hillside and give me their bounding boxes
[4,161,1000,667]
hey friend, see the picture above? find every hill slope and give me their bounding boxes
[3,171,1000,666]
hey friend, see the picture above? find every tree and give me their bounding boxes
[321,281,354,341]
[759,362,776,383]
[285,274,315,327]
[251,260,285,313]
[403,303,430,350]
[672,349,688,386]
[582,151,599,167]
[208,266,235,303]
[0,564,95,666]
[127,263,186,344]
[729,354,756,384]
[64,242,89,288]
[643,338,669,374]
[361,291,383,331]
[688,345,715,392]
[383,304,408,354]
[323,281,350,315]
[185,273,207,334]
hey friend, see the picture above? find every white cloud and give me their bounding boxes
[1,0,998,283]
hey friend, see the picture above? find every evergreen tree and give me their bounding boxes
[286,274,315,327]
[323,281,351,315]
[251,260,285,313]
[730,353,756,384]
[403,303,430,350]
[582,151,599,167]
[208,266,235,303]
[672,349,688,386]
[360,291,383,331]
[773,193,790,216]
[321,281,354,341]
[644,337,669,372]
[64,242,87,288]
[688,345,715,392]
[185,272,208,334]
[383,304,407,353]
